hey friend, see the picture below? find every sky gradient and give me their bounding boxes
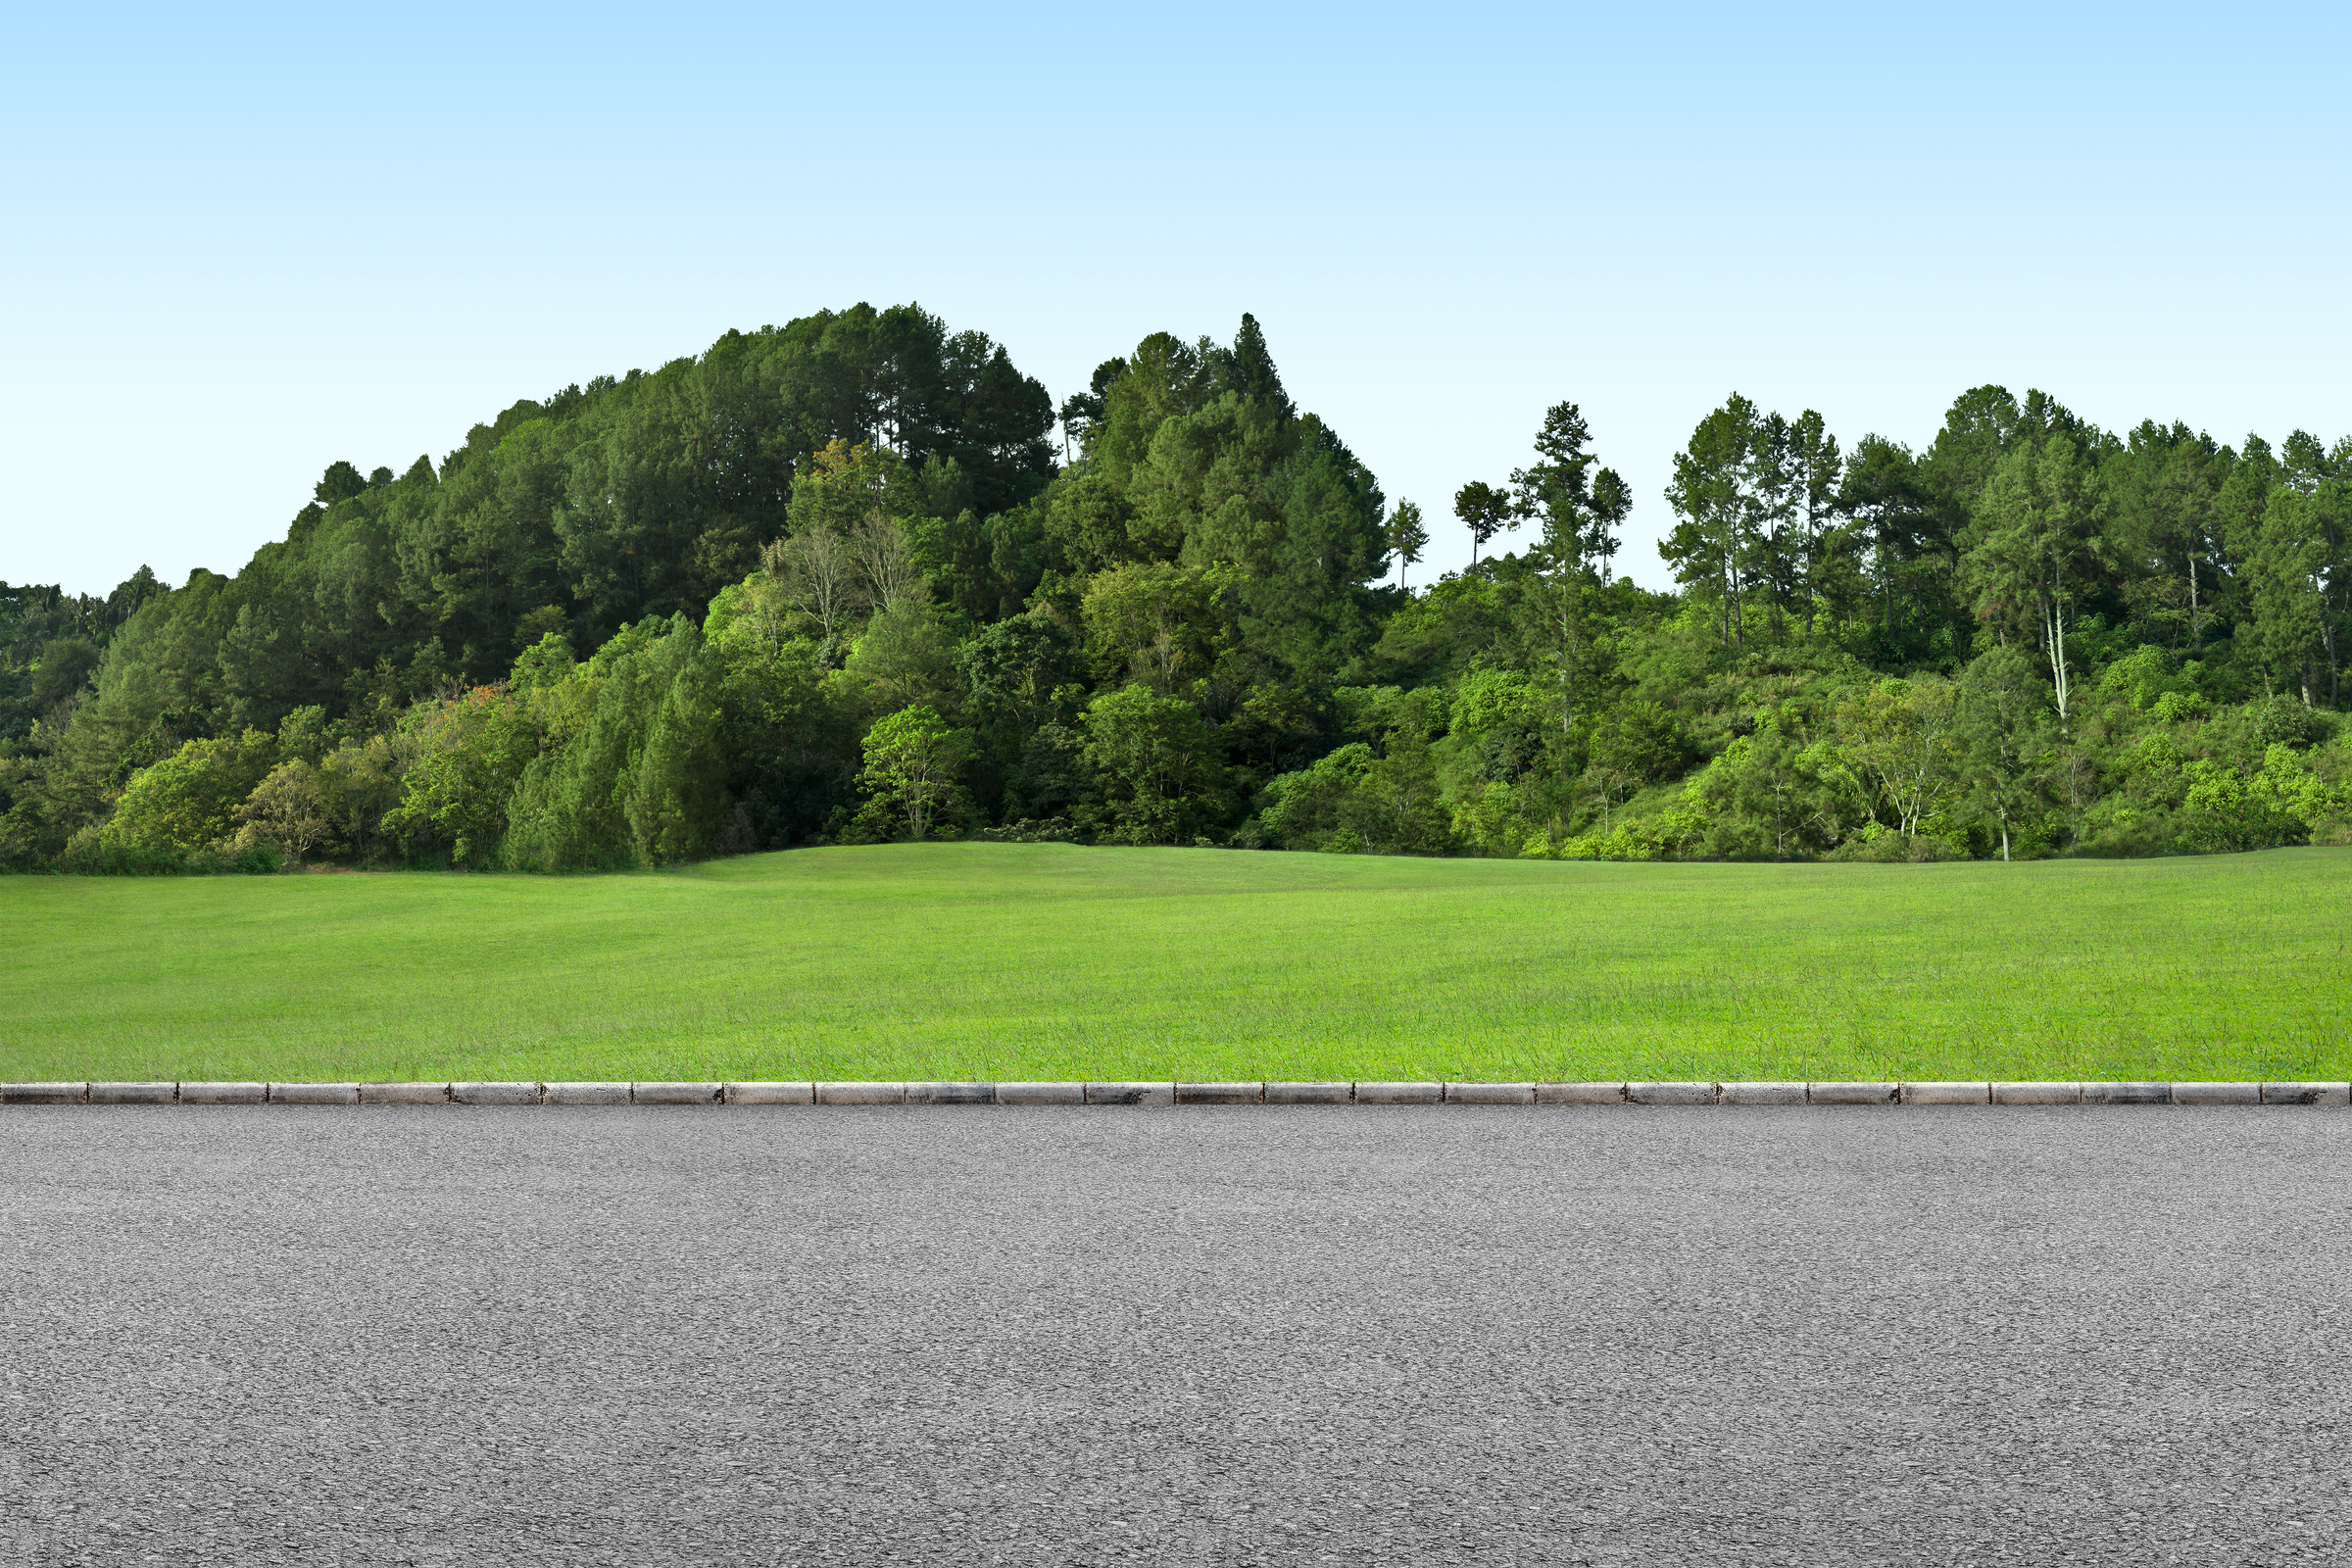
[6,1,2348,595]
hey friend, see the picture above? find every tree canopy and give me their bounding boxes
[5,309,2348,874]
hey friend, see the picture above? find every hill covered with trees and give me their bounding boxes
[3,301,2346,873]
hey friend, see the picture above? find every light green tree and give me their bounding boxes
[1830,678,1964,843]
[235,760,333,862]
[1957,646,2049,861]
[98,729,278,854]
[760,527,866,660]
[847,598,961,716]
[1079,562,1232,696]
[857,705,970,840]
[381,685,538,866]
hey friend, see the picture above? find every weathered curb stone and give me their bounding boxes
[89,1082,176,1104]
[1628,1082,1719,1106]
[2082,1082,2172,1105]
[2174,1082,2261,1105]
[29,1075,2320,1111]
[816,1082,906,1105]
[906,1082,997,1104]
[0,1082,87,1104]
[451,1082,542,1105]
[1537,1082,1626,1104]
[270,1083,359,1105]
[544,1082,630,1106]
[2261,1082,2352,1106]
[1177,1082,1265,1105]
[178,1082,266,1105]
[1355,1082,1443,1105]
[1719,1082,1805,1106]
[634,1082,721,1105]
[724,1081,813,1104]
[1264,1082,1351,1105]
[1446,1082,1536,1105]
[1085,1082,1174,1105]
[1993,1082,2081,1105]
[998,1082,1085,1105]
[1901,1082,1991,1104]
[1811,1082,1898,1105]
[361,1082,449,1105]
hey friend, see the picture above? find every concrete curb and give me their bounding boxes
[1355,1082,1443,1104]
[179,1082,266,1105]
[544,1082,629,1106]
[908,1082,997,1105]
[815,1082,905,1106]
[725,1081,813,1104]
[270,1082,359,1105]
[1811,1082,1899,1105]
[1086,1082,1173,1105]
[361,1082,449,1105]
[634,1082,722,1105]
[1902,1082,1993,1104]
[2082,1082,2171,1105]
[89,1082,175,1104]
[10,1079,2349,1108]
[1176,1082,1263,1104]
[2175,1082,2261,1105]
[0,1082,87,1103]
[1994,1082,2082,1105]
[2262,1082,2352,1106]
[1629,1082,1719,1105]
[1265,1082,1351,1105]
[1446,1082,1535,1105]
[1539,1082,1626,1104]
[1721,1082,1806,1106]
[998,1082,1085,1105]
[452,1081,541,1105]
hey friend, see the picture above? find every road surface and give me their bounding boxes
[4,1106,2347,1565]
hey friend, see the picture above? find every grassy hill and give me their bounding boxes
[4,844,2347,1084]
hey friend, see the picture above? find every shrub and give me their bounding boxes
[97,730,277,856]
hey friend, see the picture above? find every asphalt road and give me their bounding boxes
[3,1107,2348,1567]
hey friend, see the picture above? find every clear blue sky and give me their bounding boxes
[5,1,2346,595]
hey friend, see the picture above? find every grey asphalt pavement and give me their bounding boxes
[3,1107,2348,1566]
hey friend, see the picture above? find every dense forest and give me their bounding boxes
[3,302,2347,873]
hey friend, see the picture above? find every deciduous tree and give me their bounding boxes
[857,704,970,840]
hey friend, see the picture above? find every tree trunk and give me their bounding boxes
[2043,581,2072,737]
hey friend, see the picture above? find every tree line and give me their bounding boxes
[3,302,2345,873]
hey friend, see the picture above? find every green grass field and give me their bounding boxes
[4,843,2346,1083]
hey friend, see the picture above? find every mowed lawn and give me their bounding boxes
[3,843,2347,1084]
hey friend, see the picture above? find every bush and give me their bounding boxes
[1822,826,1968,862]
[2180,748,2327,853]
[62,826,279,875]
[2254,696,2332,751]
[972,816,1084,844]
[98,730,277,856]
